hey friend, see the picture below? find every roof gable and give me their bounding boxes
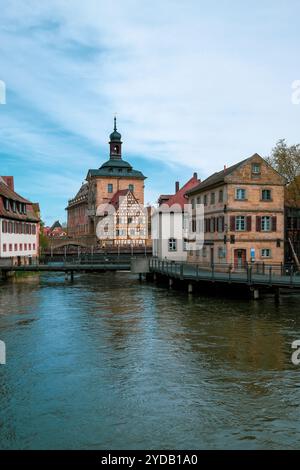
[187,154,286,195]
[159,175,200,208]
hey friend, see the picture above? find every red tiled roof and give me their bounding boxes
[0,181,30,203]
[109,189,131,210]
[0,180,40,222]
[159,175,201,208]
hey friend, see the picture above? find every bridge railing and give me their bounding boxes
[149,258,299,285]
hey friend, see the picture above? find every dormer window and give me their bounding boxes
[12,201,17,212]
[4,198,10,211]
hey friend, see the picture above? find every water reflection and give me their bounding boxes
[0,273,300,449]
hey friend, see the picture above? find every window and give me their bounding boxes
[183,241,188,251]
[252,163,261,174]
[3,244,6,252]
[210,192,215,204]
[19,244,22,251]
[236,216,246,231]
[14,244,18,251]
[24,244,27,251]
[203,195,207,206]
[33,243,36,250]
[236,188,246,200]
[261,216,271,232]
[129,184,134,192]
[262,189,272,201]
[192,218,196,233]
[191,198,195,210]
[261,248,271,258]
[2,221,7,233]
[12,201,17,212]
[28,244,31,250]
[4,198,10,211]
[219,190,223,202]
[202,247,207,258]
[218,247,226,259]
[218,216,225,232]
[108,184,113,193]
[168,238,177,252]
[9,244,12,252]
[196,196,201,205]
[128,217,133,224]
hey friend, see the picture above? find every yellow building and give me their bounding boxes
[185,154,286,268]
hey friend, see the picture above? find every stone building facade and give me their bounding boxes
[67,119,147,246]
[185,154,286,268]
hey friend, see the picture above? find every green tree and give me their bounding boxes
[39,220,49,253]
[267,139,300,205]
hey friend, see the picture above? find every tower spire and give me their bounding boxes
[109,116,122,160]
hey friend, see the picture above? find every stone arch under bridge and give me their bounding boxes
[50,240,90,250]
[46,238,95,254]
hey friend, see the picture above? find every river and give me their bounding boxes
[0,272,300,449]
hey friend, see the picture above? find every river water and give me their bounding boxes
[0,272,300,450]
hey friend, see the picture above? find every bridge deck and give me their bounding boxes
[1,263,131,273]
[150,260,300,289]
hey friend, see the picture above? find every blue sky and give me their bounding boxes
[1,0,300,225]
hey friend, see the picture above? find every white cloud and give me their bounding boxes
[1,0,300,185]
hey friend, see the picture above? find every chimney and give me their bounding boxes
[2,176,14,190]
[193,172,198,179]
[175,181,180,193]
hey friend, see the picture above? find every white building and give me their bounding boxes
[152,174,200,261]
[0,176,40,266]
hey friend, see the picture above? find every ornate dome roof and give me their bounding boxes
[110,116,122,141]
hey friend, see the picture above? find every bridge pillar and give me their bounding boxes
[252,288,260,300]
[274,288,280,303]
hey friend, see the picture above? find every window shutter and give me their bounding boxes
[272,216,277,232]
[246,216,252,231]
[230,216,235,231]
[256,216,261,232]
